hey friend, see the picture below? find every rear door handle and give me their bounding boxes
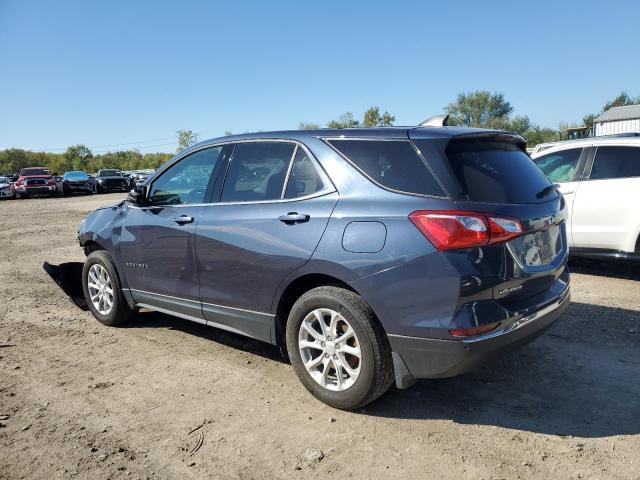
[279,212,310,224]
[562,191,575,195]
[174,215,194,225]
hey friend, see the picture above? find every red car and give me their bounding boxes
[13,167,58,198]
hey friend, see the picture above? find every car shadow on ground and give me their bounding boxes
[127,310,288,364]
[45,261,639,438]
[361,300,640,438]
[569,257,640,281]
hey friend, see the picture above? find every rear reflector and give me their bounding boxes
[409,210,523,251]
[449,322,500,338]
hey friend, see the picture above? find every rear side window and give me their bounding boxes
[221,142,295,202]
[533,148,582,183]
[327,140,445,196]
[284,147,326,199]
[590,146,640,180]
[442,140,553,204]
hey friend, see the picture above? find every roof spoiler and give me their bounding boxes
[419,114,449,127]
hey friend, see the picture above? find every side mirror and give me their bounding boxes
[127,186,147,206]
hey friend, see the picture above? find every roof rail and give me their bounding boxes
[419,114,449,127]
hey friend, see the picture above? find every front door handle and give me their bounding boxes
[174,215,194,225]
[562,190,575,195]
[279,212,310,224]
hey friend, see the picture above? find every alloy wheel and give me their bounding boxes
[298,308,362,391]
[87,264,114,315]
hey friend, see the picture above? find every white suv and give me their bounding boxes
[531,134,640,262]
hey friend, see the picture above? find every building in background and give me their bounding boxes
[594,105,640,136]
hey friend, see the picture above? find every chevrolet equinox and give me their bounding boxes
[79,122,570,409]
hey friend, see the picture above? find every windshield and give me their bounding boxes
[20,168,51,176]
[64,171,88,180]
[99,170,121,177]
[0,176,8,183]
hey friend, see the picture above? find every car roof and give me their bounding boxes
[532,135,640,157]
[193,126,511,147]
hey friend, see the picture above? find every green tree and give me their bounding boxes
[446,90,513,128]
[327,112,360,129]
[298,122,319,130]
[63,144,92,171]
[363,106,395,127]
[176,129,199,152]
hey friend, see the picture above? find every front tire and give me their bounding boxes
[286,286,394,410]
[82,250,136,326]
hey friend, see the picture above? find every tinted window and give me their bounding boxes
[20,168,51,176]
[99,170,121,177]
[64,171,88,180]
[328,140,444,196]
[221,142,295,202]
[148,147,221,205]
[534,148,581,183]
[590,146,640,180]
[442,140,553,204]
[284,147,325,199]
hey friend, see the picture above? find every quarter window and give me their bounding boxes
[284,147,326,199]
[221,142,295,202]
[533,148,582,183]
[590,146,640,180]
[328,140,444,196]
[148,147,222,205]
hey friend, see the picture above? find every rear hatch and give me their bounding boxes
[410,131,568,305]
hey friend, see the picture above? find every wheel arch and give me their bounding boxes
[273,273,360,351]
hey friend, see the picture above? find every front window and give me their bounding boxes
[20,168,51,176]
[64,171,88,180]
[99,170,122,177]
[533,148,582,183]
[148,147,222,205]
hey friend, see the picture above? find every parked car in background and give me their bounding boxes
[532,133,640,262]
[0,176,15,199]
[94,169,129,193]
[78,125,570,409]
[13,167,58,198]
[53,175,64,195]
[62,171,95,195]
[129,170,151,187]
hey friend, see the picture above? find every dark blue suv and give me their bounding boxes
[79,125,570,409]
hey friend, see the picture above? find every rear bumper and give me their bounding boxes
[389,287,570,388]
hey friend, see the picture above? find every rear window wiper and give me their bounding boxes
[536,183,561,199]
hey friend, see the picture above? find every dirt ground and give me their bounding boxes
[0,193,639,480]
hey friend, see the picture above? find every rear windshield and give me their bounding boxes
[327,139,444,196]
[442,140,554,203]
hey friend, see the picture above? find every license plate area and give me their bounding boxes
[507,224,563,268]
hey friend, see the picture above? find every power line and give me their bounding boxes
[13,130,209,153]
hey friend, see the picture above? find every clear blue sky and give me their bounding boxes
[1,0,639,153]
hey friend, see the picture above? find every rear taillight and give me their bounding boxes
[449,322,500,338]
[409,210,523,251]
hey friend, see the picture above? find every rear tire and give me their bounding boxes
[82,250,136,326]
[286,286,394,410]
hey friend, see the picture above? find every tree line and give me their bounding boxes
[1,91,637,175]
